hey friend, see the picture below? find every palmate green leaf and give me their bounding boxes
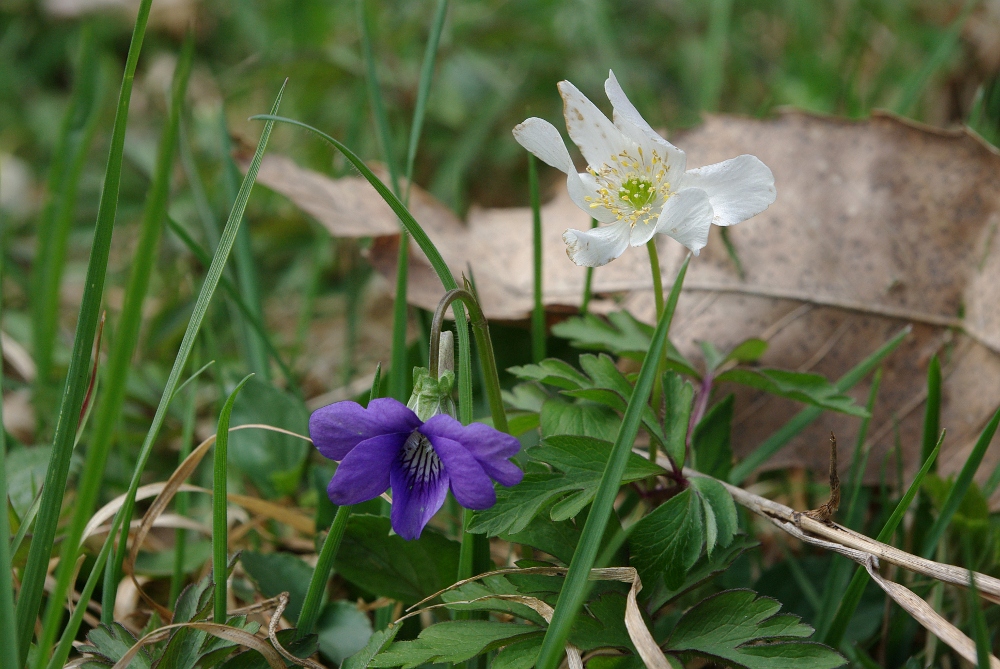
[551,312,700,378]
[369,621,542,668]
[441,575,547,625]
[342,628,400,669]
[723,338,768,365]
[647,535,758,611]
[512,353,666,444]
[629,488,703,591]
[689,477,737,557]
[664,590,845,669]
[333,515,459,604]
[468,436,663,536]
[77,623,150,669]
[503,512,582,564]
[492,638,542,669]
[540,400,620,443]
[714,368,867,417]
[568,592,635,651]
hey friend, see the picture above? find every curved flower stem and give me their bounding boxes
[646,239,667,463]
[429,287,508,434]
[429,287,508,585]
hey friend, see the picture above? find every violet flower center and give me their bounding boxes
[399,431,442,486]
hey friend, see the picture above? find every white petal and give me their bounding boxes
[682,154,776,227]
[569,172,617,223]
[605,71,686,178]
[654,188,714,255]
[512,117,576,174]
[562,221,631,267]
[557,80,629,169]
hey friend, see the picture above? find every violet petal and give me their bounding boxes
[326,432,406,505]
[310,398,421,461]
[389,452,449,540]
[421,415,524,487]
[426,434,496,510]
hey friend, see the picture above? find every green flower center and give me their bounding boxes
[618,177,655,210]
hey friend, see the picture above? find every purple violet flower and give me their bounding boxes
[309,397,524,540]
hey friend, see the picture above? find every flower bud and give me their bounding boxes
[406,367,456,421]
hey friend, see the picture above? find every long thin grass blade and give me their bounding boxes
[912,355,941,555]
[729,325,910,484]
[103,81,286,622]
[920,405,1000,559]
[37,33,195,658]
[31,23,105,388]
[14,1,156,658]
[534,257,690,669]
[214,374,254,623]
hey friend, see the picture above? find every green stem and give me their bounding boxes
[646,239,665,319]
[534,258,689,669]
[297,504,353,637]
[646,239,666,463]
[580,218,598,315]
[428,288,507,434]
[528,153,545,363]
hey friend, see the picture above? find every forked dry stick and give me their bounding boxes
[804,432,840,524]
[636,439,1000,666]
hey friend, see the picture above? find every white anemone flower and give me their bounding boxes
[513,71,776,266]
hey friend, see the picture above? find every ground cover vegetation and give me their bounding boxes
[2,0,1000,667]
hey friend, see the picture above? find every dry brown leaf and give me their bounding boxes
[252,110,1000,481]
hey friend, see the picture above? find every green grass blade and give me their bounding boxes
[0,223,20,668]
[14,1,156,657]
[219,114,271,381]
[528,153,546,363]
[166,216,298,393]
[962,535,991,669]
[37,33,195,657]
[534,257,690,669]
[404,0,448,204]
[248,114,474,424]
[919,405,1000,559]
[912,355,941,553]
[813,367,882,639]
[824,433,943,648]
[580,218,598,315]
[214,374,253,623]
[297,504,352,637]
[171,346,202,605]
[104,82,286,621]
[31,23,104,388]
[729,325,910,484]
